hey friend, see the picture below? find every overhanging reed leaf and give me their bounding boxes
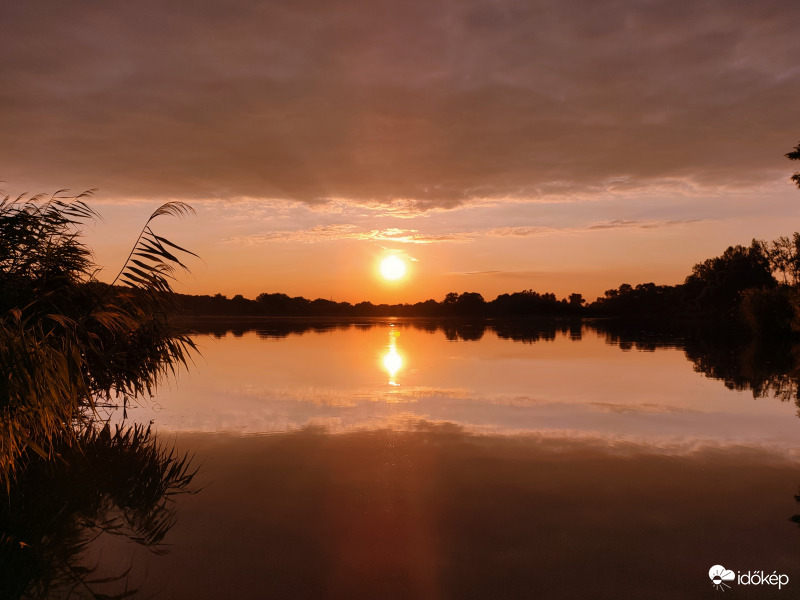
[0,191,199,482]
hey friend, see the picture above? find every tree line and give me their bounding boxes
[174,288,588,318]
[592,235,800,333]
[174,231,800,335]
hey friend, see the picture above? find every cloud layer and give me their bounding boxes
[2,0,799,210]
[223,218,703,245]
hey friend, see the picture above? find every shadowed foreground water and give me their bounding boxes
[79,426,799,599]
[5,320,800,598]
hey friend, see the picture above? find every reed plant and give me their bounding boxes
[0,190,197,484]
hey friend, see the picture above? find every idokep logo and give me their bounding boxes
[709,564,790,591]
[709,565,735,591]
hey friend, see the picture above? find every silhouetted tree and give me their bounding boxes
[764,234,800,285]
[787,141,800,189]
[682,240,774,317]
[443,292,459,306]
[454,292,486,316]
[739,286,798,337]
[590,282,679,318]
[568,293,585,307]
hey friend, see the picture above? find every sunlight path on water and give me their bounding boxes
[116,321,800,456]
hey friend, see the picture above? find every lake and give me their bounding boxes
[11,319,800,598]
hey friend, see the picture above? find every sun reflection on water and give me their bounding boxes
[382,328,404,385]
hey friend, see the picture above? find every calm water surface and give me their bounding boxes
[31,321,800,597]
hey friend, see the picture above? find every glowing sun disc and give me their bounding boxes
[380,256,407,281]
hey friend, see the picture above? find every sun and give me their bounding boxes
[379,255,407,281]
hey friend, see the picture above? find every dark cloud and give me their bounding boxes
[1,0,798,208]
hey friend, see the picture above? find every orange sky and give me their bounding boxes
[2,0,800,303]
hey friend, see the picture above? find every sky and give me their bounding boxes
[2,0,800,304]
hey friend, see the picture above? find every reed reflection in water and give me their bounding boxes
[0,425,197,600]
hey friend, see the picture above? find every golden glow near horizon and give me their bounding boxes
[382,329,403,385]
[379,255,407,281]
